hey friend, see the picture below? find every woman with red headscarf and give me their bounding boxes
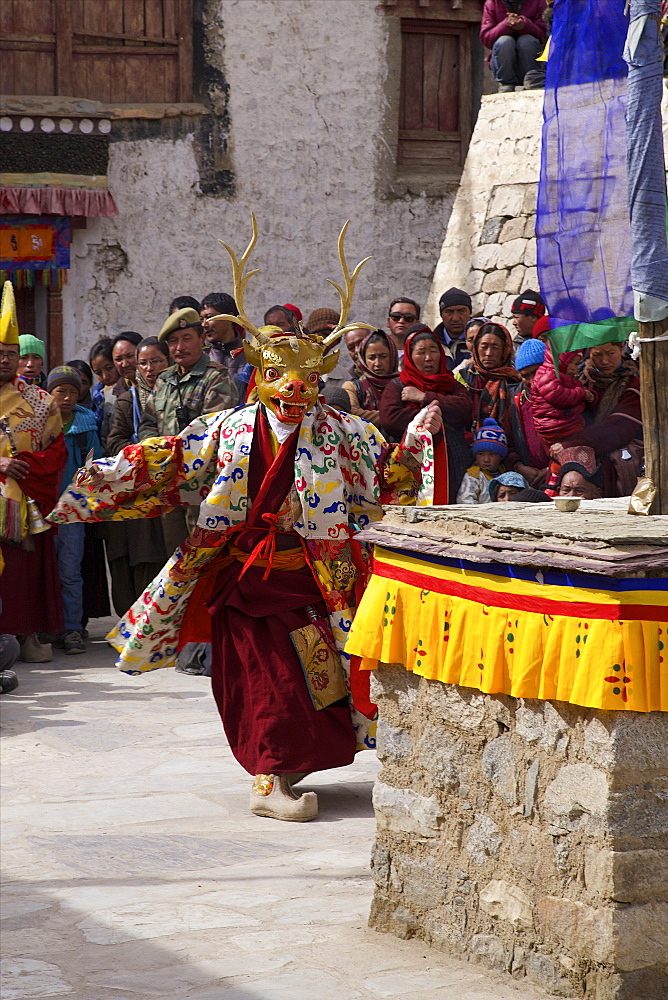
[379,325,473,503]
[459,321,520,432]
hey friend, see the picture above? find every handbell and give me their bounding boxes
[26,496,51,535]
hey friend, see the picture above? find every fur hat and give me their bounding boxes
[472,418,508,458]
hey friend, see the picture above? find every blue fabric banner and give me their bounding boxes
[537,0,633,336]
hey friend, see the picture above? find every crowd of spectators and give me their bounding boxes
[0,267,644,681]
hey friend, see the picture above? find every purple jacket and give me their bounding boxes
[480,0,548,49]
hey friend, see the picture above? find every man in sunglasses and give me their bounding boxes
[434,287,473,371]
[386,298,421,359]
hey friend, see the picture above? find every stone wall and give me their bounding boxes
[61,0,462,360]
[369,666,668,1000]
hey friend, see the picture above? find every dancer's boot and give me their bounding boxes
[249,774,318,822]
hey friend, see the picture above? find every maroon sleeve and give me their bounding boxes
[379,378,417,442]
[422,383,474,431]
[480,0,512,48]
[516,1,548,43]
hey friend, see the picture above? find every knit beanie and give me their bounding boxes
[511,290,545,316]
[531,316,551,340]
[306,307,340,334]
[438,287,472,312]
[19,334,46,361]
[47,365,82,392]
[472,417,508,458]
[514,337,546,371]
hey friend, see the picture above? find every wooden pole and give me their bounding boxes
[637,317,668,514]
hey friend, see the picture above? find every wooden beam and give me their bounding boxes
[177,0,193,102]
[47,287,63,370]
[637,317,668,514]
[55,0,73,95]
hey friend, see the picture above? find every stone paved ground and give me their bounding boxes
[1,618,553,1000]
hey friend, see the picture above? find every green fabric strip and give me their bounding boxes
[547,316,637,357]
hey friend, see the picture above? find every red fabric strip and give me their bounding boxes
[0,186,118,218]
[373,558,666,623]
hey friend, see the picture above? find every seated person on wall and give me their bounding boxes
[507,337,550,487]
[480,0,548,93]
[433,288,472,371]
[458,321,521,433]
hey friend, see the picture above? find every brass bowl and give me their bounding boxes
[553,497,581,513]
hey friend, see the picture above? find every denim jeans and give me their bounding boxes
[491,34,542,86]
[54,522,86,633]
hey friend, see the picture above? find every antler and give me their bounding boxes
[322,221,374,348]
[213,213,267,342]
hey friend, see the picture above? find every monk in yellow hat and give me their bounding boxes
[0,282,67,661]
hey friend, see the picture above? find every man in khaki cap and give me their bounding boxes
[140,307,236,553]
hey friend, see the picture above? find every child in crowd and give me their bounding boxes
[509,338,550,486]
[17,335,47,388]
[47,366,102,655]
[456,417,507,504]
[530,349,596,493]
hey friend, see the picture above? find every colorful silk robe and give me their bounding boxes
[49,401,435,748]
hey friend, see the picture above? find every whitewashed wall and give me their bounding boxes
[62,0,458,359]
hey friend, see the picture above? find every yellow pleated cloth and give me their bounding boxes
[346,545,668,713]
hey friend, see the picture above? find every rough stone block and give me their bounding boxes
[523,215,536,238]
[423,682,487,732]
[522,182,538,214]
[537,896,614,965]
[607,966,668,1000]
[482,735,517,805]
[499,217,527,243]
[465,813,502,864]
[612,849,668,903]
[471,292,486,315]
[525,951,574,997]
[611,713,668,773]
[524,265,538,288]
[524,758,540,818]
[469,933,509,972]
[608,788,668,842]
[396,855,449,910]
[488,184,526,219]
[376,719,413,762]
[372,665,418,714]
[482,269,509,294]
[373,782,443,838]
[467,269,485,294]
[479,216,509,244]
[471,243,499,271]
[506,264,526,295]
[544,763,608,833]
[496,238,528,270]
[523,240,537,267]
[479,878,534,928]
[614,901,668,971]
[418,727,459,792]
[485,291,506,317]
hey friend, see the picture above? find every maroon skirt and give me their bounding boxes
[0,533,64,635]
[208,557,357,776]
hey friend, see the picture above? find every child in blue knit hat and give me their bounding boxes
[456,417,508,504]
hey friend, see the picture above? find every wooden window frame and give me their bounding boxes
[398,18,472,174]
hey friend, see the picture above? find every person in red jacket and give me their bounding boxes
[480,0,548,92]
[530,350,596,493]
